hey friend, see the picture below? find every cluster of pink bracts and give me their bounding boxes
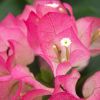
[0,0,100,100]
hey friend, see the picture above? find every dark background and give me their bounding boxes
[0,0,100,20]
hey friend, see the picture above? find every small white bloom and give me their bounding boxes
[60,38,72,47]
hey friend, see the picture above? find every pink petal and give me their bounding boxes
[0,79,19,100]
[0,66,31,99]
[26,11,89,74]
[38,12,76,35]
[22,89,51,100]
[0,56,9,75]
[37,12,89,72]
[11,65,33,79]
[18,5,36,21]
[11,65,53,92]
[18,0,68,20]
[0,15,34,65]
[0,64,53,99]
[33,0,69,17]
[56,62,71,76]
[90,17,100,55]
[70,49,90,68]
[37,12,76,59]
[10,40,34,65]
[49,92,82,100]
[54,69,80,98]
[76,17,100,56]
[26,12,43,55]
[82,71,100,100]
[63,3,73,15]
[76,17,93,47]
[1,13,27,36]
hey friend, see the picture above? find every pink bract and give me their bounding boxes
[26,12,90,76]
[18,0,73,20]
[0,56,53,100]
[0,0,98,99]
[0,13,34,65]
[76,17,100,56]
[50,69,100,100]
[82,71,100,100]
[53,69,80,98]
[49,92,80,100]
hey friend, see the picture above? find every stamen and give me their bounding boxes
[60,38,72,48]
[60,38,71,61]
[53,44,61,62]
[91,29,100,44]
[66,47,70,61]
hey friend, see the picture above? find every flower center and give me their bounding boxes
[91,29,100,44]
[60,38,72,48]
[53,44,61,62]
[53,38,72,63]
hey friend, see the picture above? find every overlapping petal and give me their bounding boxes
[49,92,80,100]
[0,0,99,100]
[0,59,53,99]
[82,71,100,100]
[53,69,80,98]
[76,17,100,56]
[18,0,72,20]
[26,12,90,75]
[0,14,34,65]
[22,89,51,100]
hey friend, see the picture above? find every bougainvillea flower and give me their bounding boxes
[49,92,81,100]
[52,69,80,98]
[49,69,84,100]
[50,69,100,100]
[76,17,100,56]
[22,89,51,100]
[22,70,100,100]
[26,12,90,76]
[0,56,53,100]
[18,0,73,20]
[0,13,34,65]
[82,71,100,100]
[33,0,68,17]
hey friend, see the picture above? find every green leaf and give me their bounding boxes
[81,55,100,77]
[36,68,54,87]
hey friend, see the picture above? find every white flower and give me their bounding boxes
[60,38,72,47]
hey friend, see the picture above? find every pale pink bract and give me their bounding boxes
[18,0,73,20]
[26,12,90,76]
[0,0,99,100]
[77,17,100,56]
[0,14,34,65]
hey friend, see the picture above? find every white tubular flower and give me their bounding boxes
[60,38,72,47]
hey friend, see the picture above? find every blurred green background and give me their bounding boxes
[0,0,100,20]
[0,0,100,98]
